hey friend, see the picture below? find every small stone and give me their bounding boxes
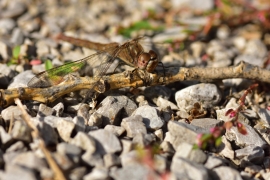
[36,121,58,146]
[174,142,207,164]
[37,104,55,117]
[132,105,164,130]
[233,36,246,51]
[36,40,50,58]
[10,151,47,171]
[110,163,159,180]
[0,42,11,62]
[263,157,270,170]
[213,166,242,180]
[171,157,209,180]
[121,139,134,155]
[89,129,122,155]
[160,141,175,154]
[216,136,235,160]
[11,120,32,142]
[53,153,73,170]
[0,164,36,180]
[8,70,34,88]
[235,145,264,167]
[10,28,24,46]
[1,105,24,123]
[165,121,208,149]
[70,132,96,154]
[217,25,230,40]
[95,95,137,126]
[6,141,27,153]
[225,122,267,148]
[244,165,262,175]
[104,125,125,137]
[72,116,85,132]
[132,133,155,147]
[52,102,64,117]
[121,115,147,138]
[144,86,172,103]
[175,83,221,111]
[154,154,167,173]
[0,126,12,145]
[190,118,223,130]
[204,155,227,169]
[104,153,121,168]
[0,2,27,19]
[154,129,163,141]
[88,112,103,127]
[244,39,268,58]
[0,18,16,35]
[156,97,178,110]
[82,151,104,167]
[57,142,82,163]
[56,118,75,142]
[257,108,270,127]
[234,54,264,67]
[69,167,87,180]
[83,167,109,180]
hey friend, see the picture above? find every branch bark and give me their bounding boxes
[0,61,268,107]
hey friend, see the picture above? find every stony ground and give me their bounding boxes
[0,0,270,180]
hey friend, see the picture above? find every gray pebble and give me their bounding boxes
[174,142,207,164]
[83,167,109,180]
[204,155,228,169]
[10,151,47,171]
[104,124,125,137]
[0,18,16,35]
[10,28,24,46]
[165,121,207,150]
[171,157,209,180]
[36,121,58,146]
[8,70,34,88]
[69,167,87,180]
[96,95,137,126]
[121,115,146,138]
[70,132,96,154]
[190,118,223,131]
[89,129,122,155]
[213,166,242,180]
[56,118,75,142]
[0,164,36,180]
[235,145,264,167]
[82,151,104,167]
[225,122,267,148]
[132,105,164,130]
[104,153,121,168]
[11,120,32,142]
[175,83,221,111]
[110,163,158,180]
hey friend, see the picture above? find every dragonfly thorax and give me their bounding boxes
[137,50,159,73]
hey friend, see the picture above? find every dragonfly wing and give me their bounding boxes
[27,55,95,88]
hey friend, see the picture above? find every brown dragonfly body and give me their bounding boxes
[27,34,159,88]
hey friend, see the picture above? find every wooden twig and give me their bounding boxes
[0,61,269,107]
[15,98,67,180]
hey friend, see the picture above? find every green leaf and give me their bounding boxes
[45,59,53,70]
[119,20,164,38]
[215,136,222,147]
[12,46,20,59]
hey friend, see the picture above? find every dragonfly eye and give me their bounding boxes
[149,50,157,60]
[138,53,151,69]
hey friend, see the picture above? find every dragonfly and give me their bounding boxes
[27,34,160,93]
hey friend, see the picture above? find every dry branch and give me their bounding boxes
[0,61,269,107]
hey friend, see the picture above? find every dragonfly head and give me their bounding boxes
[137,50,159,72]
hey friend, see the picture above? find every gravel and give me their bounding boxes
[0,0,270,179]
